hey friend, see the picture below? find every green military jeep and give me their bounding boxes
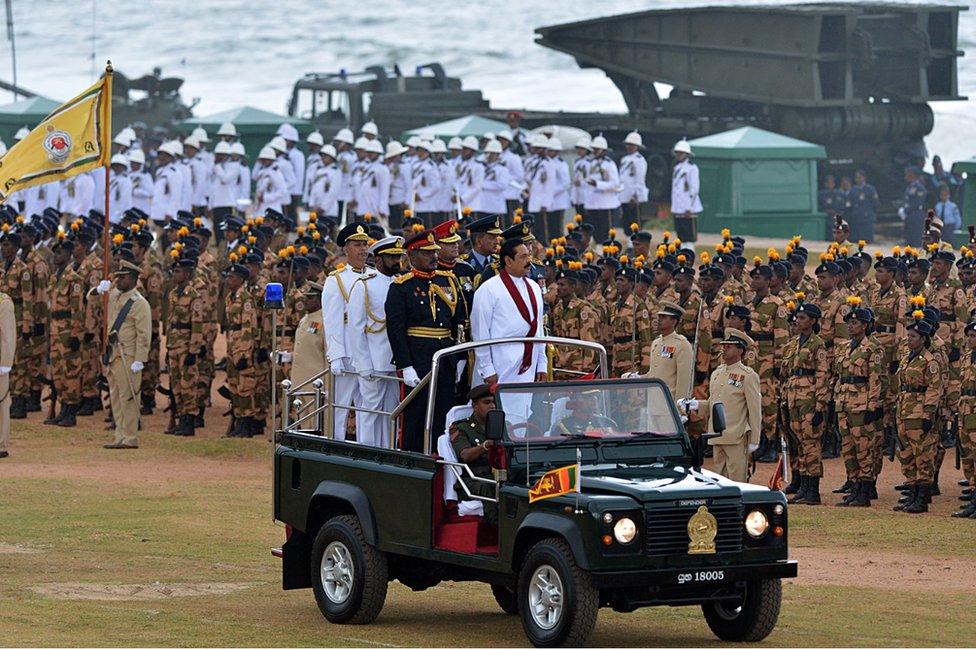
[272,337,796,647]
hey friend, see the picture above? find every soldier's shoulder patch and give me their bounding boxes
[816,348,827,363]
[434,270,454,277]
[393,273,412,284]
[243,300,253,311]
[72,284,82,295]
[21,270,30,281]
[192,300,203,312]
[927,361,940,375]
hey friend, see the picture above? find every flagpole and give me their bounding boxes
[100,61,113,348]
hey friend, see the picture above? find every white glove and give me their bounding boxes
[278,351,293,364]
[677,398,700,412]
[329,358,344,375]
[0,366,10,375]
[96,279,112,295]
[621,371,642,379]
[748,443,760,453]
[897,206,906,221]
[130,361,144,373]
[402,366,420,387]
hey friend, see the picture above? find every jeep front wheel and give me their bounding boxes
[517,539,598,647]
[311,514,388,624]
[702,578,781,642]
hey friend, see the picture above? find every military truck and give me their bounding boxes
[272,337,796,647]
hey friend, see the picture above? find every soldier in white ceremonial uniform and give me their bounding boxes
[572,137,592,216]
[303,131,325,206]
[671,138,702,242]
[322,223,371,439]
[230,142,250,201]
[431,139,455,217]
[58,172,95,219]
[21,181,60,218]
[385,141,412,230]
[269,136,295,216]
[277,124,305,214]
[209,141,240,238]
[128,149,153,215]
[354,139,391,226]
[526,136,556,240]
[496,130,525,218]
[583,135,620,241]
[411,141,443,228]
[171,140,193,213]
[150,142,182,224]
[108,154,133,224]
[308,145,342,219]
[347,236,406,448]
[456,136,484,214]
[547,138,571,234]
[254,146,289,216]
[470,236,547,424]
[619,131,648,224]
[475,140,510,216]
[183,136,210,216]
[333,128,357,219]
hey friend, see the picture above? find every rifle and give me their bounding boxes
[34,374,57,422]
[217,384,236,436]
[156,383,177,434]
[883,425,899,462]
[940,415,961,470]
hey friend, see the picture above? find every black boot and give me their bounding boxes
[836,481,859,507]
[951,493,976,518]
[173,414,195,437]
[904,484,930,513]
[92,396,103,411]
[140,396,154,416]
[931,469,941,496]
[44,404,67,425]
[796,476,821,505]
[57,403,78,427]
[76,398,94,416]
[26,391,42,413]
[868,480,878,500]
[9,397,27,419]
[248,417,265,438]
[894,482,911,492]
[224,417,243,438]
[785,473,802,495]
[894,485,916,511]
[788,476,808,504]
[832,479,854,494]
[849,481,871,507]
[195,407,205,429]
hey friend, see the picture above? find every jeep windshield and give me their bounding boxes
[493,379,683,443]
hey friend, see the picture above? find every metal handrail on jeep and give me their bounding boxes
[275,336,608,454]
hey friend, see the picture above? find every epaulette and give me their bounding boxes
[434,269,455,277]
[393,273,413,284]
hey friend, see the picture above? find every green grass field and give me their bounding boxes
[1,422,973,647]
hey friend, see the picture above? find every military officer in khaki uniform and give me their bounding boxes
[0,291,15,458]
[292,281,327,427]
[640,300,693,400]
[102,260,152,449]
[691,328,762,482]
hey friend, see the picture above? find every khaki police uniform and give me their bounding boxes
[0,292,16,456]
[105,264,152,448]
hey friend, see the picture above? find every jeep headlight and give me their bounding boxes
[744,510,769,538]
[613,517,637,544]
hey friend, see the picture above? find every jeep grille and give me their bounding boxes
[644,502,743,556]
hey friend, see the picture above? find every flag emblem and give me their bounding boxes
[43,127,72,164]
[528,464,578,503]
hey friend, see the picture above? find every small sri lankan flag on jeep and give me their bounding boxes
[528,464,578,503]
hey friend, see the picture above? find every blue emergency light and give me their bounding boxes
[264,282,284,310]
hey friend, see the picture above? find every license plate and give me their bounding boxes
[677,570,726,585]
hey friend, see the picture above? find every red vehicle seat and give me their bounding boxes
[431,456,497,554]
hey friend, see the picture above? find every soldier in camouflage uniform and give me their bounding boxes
[165,252,205,437]
[44,239,86,427]
[952,322,976,517]
[747,260,789,462]
[0,231,33,419]
[223,263,264,437]
[20,225,50,413]
[893,318,943,513]
[609,261,651,377]
[191,224,220,426]
[832,301,886,506]
[70,227,104,415]
[781,302,830,505]
[549,263,600,377]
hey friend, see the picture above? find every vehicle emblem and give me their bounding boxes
[687,505,717,554]
[43,126,72,164]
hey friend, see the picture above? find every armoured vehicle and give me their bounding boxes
[287,3,964,209]
[273,337,796,647]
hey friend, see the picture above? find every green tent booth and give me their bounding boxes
[180,106,314,160]
[688,127,827,240]
[402,114,508,143]
[0,96,63,148]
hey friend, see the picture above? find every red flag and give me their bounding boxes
[767,452,786,491]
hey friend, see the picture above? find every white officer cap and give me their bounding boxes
[183,135,201,150]
[406,135,422,148]
[269,136,288,153]
[530,133,550,149]
[366,139,383,154]
[591,135,608,150]
[546,137,563,151]
[157,140,179,157]
[385,140,407,159]
[213,141,233,155]
[127,148,146,165]
[110,153,129,168]
[276,123,299,142]
[484,139,502,154]
[320,144,337,160]
[447,137,463,151]
[624,131,643,147]
[191,126,210,143]
[497,129,513,142]
[673,138,693,155]
[171,140,184,156]
[230,141,246,156]
[13,126,29,141]
[418,139,435,153]
[257,146,277,161]
[306,131,324,147]
[461,135,480,151]
[113,131,133,147]
[360,121,379,136]
[353,136,369,150]
[369,235,406,256]
[333,128,355,145]
[430,139,447,154]
[482,132,496,141]
[575,136,592,150]
[217,122,237,137]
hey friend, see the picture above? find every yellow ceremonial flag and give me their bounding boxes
[0,64,113,202]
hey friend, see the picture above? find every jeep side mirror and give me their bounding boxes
[711,402,726,434]
[485,409,505,441]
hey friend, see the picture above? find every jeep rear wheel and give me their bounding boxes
[702,578,781,642]
[490,584,518,615]
[311,514,388,624]
[517,539,598,647]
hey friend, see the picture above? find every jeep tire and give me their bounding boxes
[702,577,781,642]
[517,538,598,647]
[490,584,519,615]
[311,514,388,624]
